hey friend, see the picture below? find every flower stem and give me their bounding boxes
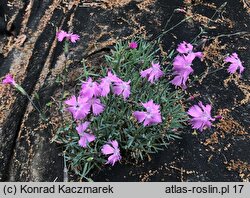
[64,41,69,55]
[15,84,47,121]
[63,152,68,182]
[156,16,193,41]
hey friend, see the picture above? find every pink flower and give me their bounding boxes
[177,41,194,54]
[80,77,100,98]
[188,101,215,132]
[129,41,138,49]
[113,80,131,100]
[2,74,16,86]
[171,42,203,89]
[175,8,187,13]
[99,79,111,97]
[99,71,121,97]
[177,41,203,60]
[56,30,80,43]
[101,140,121,166]
[78,133,96,148]
[87,97,105,116]
[140,62,164,83]
[133,100,162,126]
[68,33,80,43]
[64,95,90,120]
[170,54,194,89]
[76,122,96,148]
[193,52,203,59]
[57,30,68,42]
[76,121,90,135]
[215,115,223,120]
[106,71,122,82]
[173,54,194,69]
[224,53,245,74]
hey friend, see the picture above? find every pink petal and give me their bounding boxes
[185,53,196,63]
[76,121,90,135]
[110,140,118,149]
[78,136,88,147]
[107,71,121,82]
[227,64,238,74]
[171,76,182,86]
[70,34,80,43]
[123,89,130,99]
[78,133,95,148]
[73,110,87,120]
[194,52,203,59]
[107,153,121,166]
[80,78,100,98]
[142,100,153,109]
[57,30,68,42]
[67,107,77,115]
[203,104,212,114]
[2,74,16,85]
[133,111,147,123]
[99,80,111,97]
[177,41,193,54]
[75,104,91,120]
[188,105,203,117]
[140,68,152,78]
[92,100,105,115]
[101,144,114,155]
[143,117,152,126]
[78,96,89,104]
[151,112,162,124]
[113,85,123,95]
[84,132,96,143]
[129,42,138,49]
[65,95,77,106]
[239,65,245,74]
[190,119,204,131]
[173,55,186,67]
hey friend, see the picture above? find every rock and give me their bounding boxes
[0,0,7,34]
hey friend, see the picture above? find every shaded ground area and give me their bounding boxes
[0,0,249,181]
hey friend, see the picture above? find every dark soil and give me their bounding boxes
[0,0,249,182]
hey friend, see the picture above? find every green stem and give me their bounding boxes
[15,85,47,121]
[116,48,125,74]
[64,41,69,55]
[164,11,175,30]
[208,31,249,41]
[156,16,193,41]
[159,83,169,100]
[63,152,68,182]
[189,67,225,86]
[207,2,227,26]
[191,27,206,44]
[82,59,89,79]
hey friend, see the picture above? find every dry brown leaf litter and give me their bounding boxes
[226,160,250,182]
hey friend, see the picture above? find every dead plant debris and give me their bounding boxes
[226,160,250,182]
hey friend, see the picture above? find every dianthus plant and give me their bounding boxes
[54,40,187,180]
